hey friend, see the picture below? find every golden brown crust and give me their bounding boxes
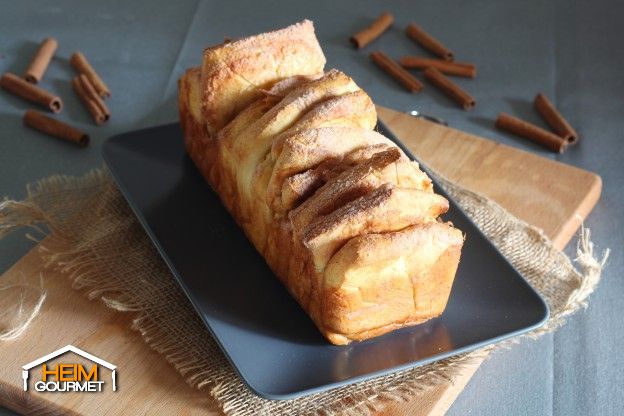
[179,67,216,184]
[201,20,326,135]
[179,21,463,345]
[322,222,463,338]
[289,149,401,239]
[303,184,449,271]
[268,128,393,213]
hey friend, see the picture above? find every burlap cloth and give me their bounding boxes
[0,167,609,415]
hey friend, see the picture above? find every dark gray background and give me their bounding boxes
[0,0,622,414]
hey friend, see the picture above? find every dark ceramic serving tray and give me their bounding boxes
[102,121,548,400]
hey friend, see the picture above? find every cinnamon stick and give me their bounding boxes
[72,76,109,125]
[24,37,58,83]
[400,56,476,78]
[351,12,394,49]
[423,67,475,110]
[406,23,454,61]
[0,72,63,113]
[495,113,567,153]
[23,110,89,147]
[70,51,110,98]
[80,74,110,117]
[534,93,578,144]
[370,51,423,93]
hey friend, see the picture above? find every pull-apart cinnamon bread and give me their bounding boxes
[178,20,464,345]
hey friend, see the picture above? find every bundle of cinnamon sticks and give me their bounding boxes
[350,12,579,152]
[0,37,111,147]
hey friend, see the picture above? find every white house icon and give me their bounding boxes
[22,345,116,392]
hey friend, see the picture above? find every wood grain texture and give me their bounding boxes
[0,241,218,416]
[0,106,601,416]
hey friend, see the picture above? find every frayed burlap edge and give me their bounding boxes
[0,167,609,416]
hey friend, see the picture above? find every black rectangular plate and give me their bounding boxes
[102,121,548,400]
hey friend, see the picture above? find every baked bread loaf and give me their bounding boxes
[178,20,464,345]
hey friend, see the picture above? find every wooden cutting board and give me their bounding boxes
[0,106,601,416]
